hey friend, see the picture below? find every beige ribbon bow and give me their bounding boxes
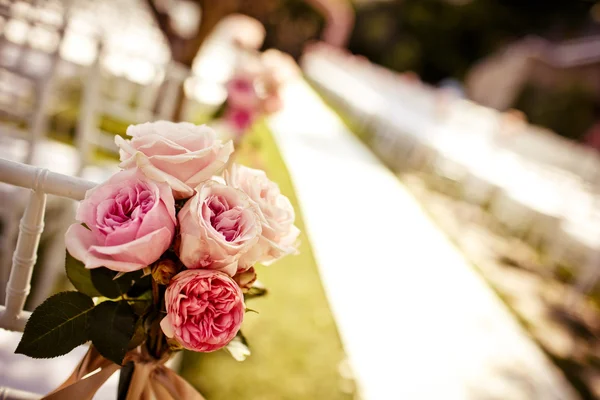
[42,347,205,400]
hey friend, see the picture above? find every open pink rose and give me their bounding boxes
[160,270,244,352]
[225,164,299,265]
[115,121,234,199]
[65,168,176,272]
[178,180,262,276]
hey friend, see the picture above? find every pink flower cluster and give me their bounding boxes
[65,121,299,352]
[224,49,299,136]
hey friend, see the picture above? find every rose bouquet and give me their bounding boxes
[15,121,300,399]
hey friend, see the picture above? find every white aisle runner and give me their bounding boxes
[268,80,578,400]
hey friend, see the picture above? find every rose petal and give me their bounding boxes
[65,224,147,272]
[160,316,175,338]
[120,152,194,199]
[89,227,173,271]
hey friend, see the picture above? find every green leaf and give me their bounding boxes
[225,331,250,362]
[91,268,141,299]
[128,291,152,316]
[244,282,268,301]
[127,318,147,350]
[16,292,94,358]
[126,275,151,298]
[90,300,137,365]
[65,252,102,298]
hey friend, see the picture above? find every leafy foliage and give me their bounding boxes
[90,301,138,365]
[16,292,94,358]
[349,0,594,83]
[126,274,152,298]
[65,252,102,298]
[244,284,268,301]
[91,268,141,299]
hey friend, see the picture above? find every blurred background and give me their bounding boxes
[0,0,599,399]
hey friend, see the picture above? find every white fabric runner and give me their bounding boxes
[267,79,578,400]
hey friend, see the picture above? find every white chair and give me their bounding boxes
[548,191,600,286]
[0,158,181,399]
[0,0,74,166]
[0,158,99,399]
[0,0,78,306]
[0,3,189,305]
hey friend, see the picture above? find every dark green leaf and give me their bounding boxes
[126,275,151,298]
[91,268,142,299]
[127,318,147,350]
[65,252,102,298]
[244,283,268,300]
[16,292,94,358]
[128,291,152,317]
[90,301,137,365]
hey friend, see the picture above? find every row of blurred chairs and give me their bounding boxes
[0,0,243,307]
[302,42,600,298]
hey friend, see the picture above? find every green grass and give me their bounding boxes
[179,121,352,400]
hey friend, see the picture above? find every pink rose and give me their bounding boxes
[115,121,234,199]
[178,180,262,276]
[160,270,244,352]
[225,164,299,265]
[226,75,260,109]
[224,107,256,134]
[65,168,176,272]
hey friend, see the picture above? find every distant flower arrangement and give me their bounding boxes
[16,121,300,399]
[222,49,299,139]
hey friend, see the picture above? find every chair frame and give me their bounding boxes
[0,0,73,164]
[0,158,94,332]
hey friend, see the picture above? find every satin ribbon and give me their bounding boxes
[42,347,204,400]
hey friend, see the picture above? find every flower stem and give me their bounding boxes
[117,361,135,400]
[152,279,159,306]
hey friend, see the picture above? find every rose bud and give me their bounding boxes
[151,259,178,285]
[233,267,257,292]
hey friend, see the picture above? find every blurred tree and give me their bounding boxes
[348,0,598,141]
[349,0,594,83]
[146,0,239,68]
[146,0,349,64]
